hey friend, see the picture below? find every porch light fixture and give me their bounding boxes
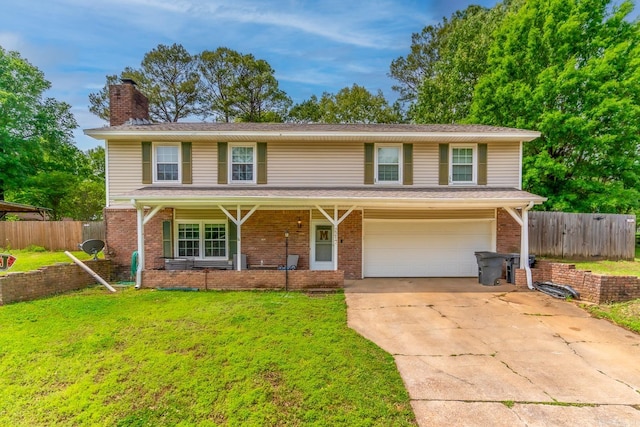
[297,217,302,229]
[284,229,290,292]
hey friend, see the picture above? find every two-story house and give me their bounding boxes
[85,80,544,289]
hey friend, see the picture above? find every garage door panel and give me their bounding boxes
[363,220,493,277]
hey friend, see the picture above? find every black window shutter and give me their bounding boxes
[162,220,173,258]
[478,143,487,185]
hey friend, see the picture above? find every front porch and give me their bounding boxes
[142,269,344,290]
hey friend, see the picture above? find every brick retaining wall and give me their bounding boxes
[0,260,112,305]
[514,260,640,304]
[142,269,344,290]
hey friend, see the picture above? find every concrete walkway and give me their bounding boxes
[345,278,640,426]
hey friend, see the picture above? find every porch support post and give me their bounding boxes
[504,202,535,289]
[218,204,260,271]
[315,205,357,271]
[133,200,145,289]
[142,205,164,225]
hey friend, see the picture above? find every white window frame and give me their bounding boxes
[175,220,228,259]
[374,143,402,184]
[153,142,181,183]
[449,144,477,185]
[228,142,257,184]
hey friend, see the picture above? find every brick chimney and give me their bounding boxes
[109,78,149,126]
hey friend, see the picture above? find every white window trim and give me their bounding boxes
[228,142,257,184]
[153,142,181,184]
[449,143,477,185]
[175,220,228,259]
[374,143,403,185]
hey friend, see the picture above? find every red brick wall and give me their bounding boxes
[142,269,344,290]
[514,260,640,304]
[242,210,309,269]
[109,82,149,126]
[496,208,521,253]
[104,207,172,279]
[338,209,362,279]
[0,260,111,305]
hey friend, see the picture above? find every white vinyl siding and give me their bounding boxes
[174,209,227,221]
[412,144,439,185]
[107,141,142,204]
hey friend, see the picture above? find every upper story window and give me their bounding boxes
[230,143,256,184]
[375,144,402,184]
[450,144,476,185]
[154,143,180,183]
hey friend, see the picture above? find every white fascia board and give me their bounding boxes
[110,195,545,210]
[84,129,541,143]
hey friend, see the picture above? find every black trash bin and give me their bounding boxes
[504,254,536,284]
[474,251,506,286]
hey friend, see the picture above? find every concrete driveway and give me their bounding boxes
[345,278,640,427]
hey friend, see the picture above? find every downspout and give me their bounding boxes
[521,202,534,290]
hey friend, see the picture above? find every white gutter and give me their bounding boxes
[504,202,535,289]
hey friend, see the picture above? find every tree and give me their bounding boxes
[288,84,403,124]
[0,46,78,201]
[89,44,200,123]
[198,48,291,122]
[410,5,508,124]
[469,0,640,213]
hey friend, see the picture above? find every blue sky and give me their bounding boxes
[2,0,501,150]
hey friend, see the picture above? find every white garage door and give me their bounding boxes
[363,220,493,277]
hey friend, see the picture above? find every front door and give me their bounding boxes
[311,222,334,270]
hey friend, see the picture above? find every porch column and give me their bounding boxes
[218,204,260,271]
[134,201,144,289]
[315,205,356,271]
[504,202,535,289]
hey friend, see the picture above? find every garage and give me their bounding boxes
[363,219,494,277]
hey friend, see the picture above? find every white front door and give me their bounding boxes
[310,221,334,270]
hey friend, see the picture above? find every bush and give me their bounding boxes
[24,245,47,252]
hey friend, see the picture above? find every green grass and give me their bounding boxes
[545,246,640,277]
[0,288,416,426]
[585,299,640,334]
[0,248,93,275]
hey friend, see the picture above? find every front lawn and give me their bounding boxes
[0,288,416,426]
[586,299,640,334]
[0,248,92,276]
[544,246,640,278]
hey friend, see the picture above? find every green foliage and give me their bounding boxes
[90,45,291,124]
[289,84,403,124]
[0,290,416,425]
[469,0,640,214]
[410,5,509,123]
[0,46,78,200]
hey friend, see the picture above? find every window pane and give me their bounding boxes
[232,164,254,181]
[204,224,226,257]
[452,148,473,164]
[452,165,473,182]
[378,165,399,181]
[377,147,399,164]
[156,146,179,181]
[231,146,254,181]
[177,224,199,257]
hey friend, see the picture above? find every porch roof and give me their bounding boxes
[115,186,546,209]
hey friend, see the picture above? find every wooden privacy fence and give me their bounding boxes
[0,221,105,251]
[529,212,637,260]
